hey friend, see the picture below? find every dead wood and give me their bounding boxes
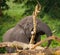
[31,35,60,49]
[0,41,60,55]
[0,35,60,50]
[30,4,41,44]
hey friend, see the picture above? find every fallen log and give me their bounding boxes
[0,41,44,50]
[0,38,60,55]
[0,35,60,50]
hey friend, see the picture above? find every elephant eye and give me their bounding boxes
[31,28,33,31]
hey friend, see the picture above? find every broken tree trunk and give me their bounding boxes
[0,35,60,55]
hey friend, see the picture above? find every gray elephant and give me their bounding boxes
[3,16,52,52]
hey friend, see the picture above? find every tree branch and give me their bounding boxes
[29,4,41,44]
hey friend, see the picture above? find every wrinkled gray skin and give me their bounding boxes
[3,16,52,52]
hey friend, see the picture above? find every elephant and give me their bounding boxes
[3,16,52,52]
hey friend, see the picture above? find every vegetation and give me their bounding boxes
[0,0,60,48]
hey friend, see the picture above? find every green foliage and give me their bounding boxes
[0,0,60,49]
[15,0,60,18]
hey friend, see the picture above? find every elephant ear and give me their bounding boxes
[24,23,33,32]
